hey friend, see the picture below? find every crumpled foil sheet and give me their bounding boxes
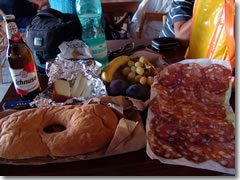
[31,57,107,107]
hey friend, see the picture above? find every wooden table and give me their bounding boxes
[0,39,234,176]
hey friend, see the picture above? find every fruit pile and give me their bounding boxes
[101,55,156,101]
[121,56,156,86]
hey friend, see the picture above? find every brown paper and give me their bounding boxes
[132,49,168,70]
[0,96,146,165]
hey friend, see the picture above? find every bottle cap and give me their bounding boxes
[4,15,16,21]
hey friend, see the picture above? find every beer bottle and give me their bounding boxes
[4,15,41,100]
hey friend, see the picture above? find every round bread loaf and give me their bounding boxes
[0,104,118,159]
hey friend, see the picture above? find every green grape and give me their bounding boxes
[135,75,142,83]
[122,66,131,76]
[136,67,145,75]
[128,71,136,80]
[147,76,154,85]
[140,76,147,85]
[135,61,144,67]
[139,56,148,64]
[131,66,136,72]
[128,60,135,67]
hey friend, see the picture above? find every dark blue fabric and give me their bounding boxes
[0,0,36,29]
[159,0,195,38]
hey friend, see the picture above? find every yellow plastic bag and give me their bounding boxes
[185,0,235,69]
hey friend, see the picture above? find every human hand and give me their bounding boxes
[174,18,192,48]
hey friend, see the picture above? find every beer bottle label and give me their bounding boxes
[9,61,40,96]
[6,22,21,42]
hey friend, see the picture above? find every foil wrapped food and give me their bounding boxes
[31,57,107,107]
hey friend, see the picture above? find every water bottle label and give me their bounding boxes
[89,41,108,60]
[9,61,40,96]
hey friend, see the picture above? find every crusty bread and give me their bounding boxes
[0,104,118,159]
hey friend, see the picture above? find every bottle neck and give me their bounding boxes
[76,0,102,17]
[5,21,21,43]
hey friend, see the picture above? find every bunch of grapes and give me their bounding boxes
[121,56,156,86]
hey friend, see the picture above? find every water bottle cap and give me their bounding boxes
[4,15,15,21]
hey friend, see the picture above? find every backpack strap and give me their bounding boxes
[36,8,65,19]
[36,8,78,22]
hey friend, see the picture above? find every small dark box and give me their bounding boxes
[151,37,179,51]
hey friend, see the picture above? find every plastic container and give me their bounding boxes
[76,0,108,68]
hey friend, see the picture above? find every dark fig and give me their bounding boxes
[126,84,149,101]
[109,79,129,96]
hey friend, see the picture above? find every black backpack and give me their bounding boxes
[26,8,82,73]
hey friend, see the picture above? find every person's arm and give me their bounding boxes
[159,0,194,46]
[174,18,192,47]
[27,0,49,9]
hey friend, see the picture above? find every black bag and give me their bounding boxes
[26,8,82,73]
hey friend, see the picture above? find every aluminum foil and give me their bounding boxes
[31,57,107,108]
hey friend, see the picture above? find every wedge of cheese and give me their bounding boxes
[52,73,93,102]
[71,73,88,97]
[53,79,71,102]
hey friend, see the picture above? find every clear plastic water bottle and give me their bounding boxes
[76,0,108,68]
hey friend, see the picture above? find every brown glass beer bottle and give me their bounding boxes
[4,15,41,100]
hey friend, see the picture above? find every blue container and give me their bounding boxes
[49,0,76,14]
